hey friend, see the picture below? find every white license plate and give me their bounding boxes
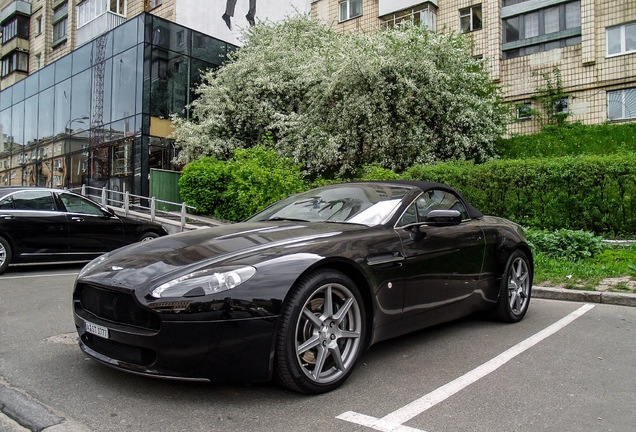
[85,320,109,339]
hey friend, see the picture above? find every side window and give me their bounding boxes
[59,194,105,216]
[0,196,14,209]
[12,191,57,211]
[417,189,469,220]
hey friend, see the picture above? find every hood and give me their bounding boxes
[79,221,364,288]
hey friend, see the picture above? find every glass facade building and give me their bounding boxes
[0,12,234,196]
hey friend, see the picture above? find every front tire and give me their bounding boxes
[274,270,365,394]
[494,250,532,323]
[0,236,12,275]
[138,232,160,242]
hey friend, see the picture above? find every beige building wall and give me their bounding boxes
[311,0,636,135]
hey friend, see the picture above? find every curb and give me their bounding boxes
[0,383,90,432]
[533,286,636,307]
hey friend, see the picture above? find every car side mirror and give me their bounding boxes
[426,209,462,226]
[101,207,115,218]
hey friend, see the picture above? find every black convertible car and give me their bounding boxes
[72,181,533,394]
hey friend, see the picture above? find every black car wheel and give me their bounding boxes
[494,250,532,323]
[0,236,11,275]
[275,270,365,394]
[138,232,160,242]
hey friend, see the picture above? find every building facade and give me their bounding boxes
[0,12,234,195]
[0,0,311,194]
[312,0,636,134]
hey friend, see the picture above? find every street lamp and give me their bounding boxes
[66,116,90,134]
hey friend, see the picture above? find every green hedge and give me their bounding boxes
[179,146,308,222]
[404,154,636,235]
[498,122,636,159]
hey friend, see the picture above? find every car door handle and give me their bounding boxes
[0,214,15,220]
[71,216,85,222]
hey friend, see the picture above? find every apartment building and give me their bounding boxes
[312,0,636,134]
[0,0,310,193]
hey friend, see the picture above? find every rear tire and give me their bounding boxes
[494,250,532,323]
[0,236,12,275]
[274,270,365,394]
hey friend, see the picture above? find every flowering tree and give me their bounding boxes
[172,16,508,177]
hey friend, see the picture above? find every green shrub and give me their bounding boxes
[179,146,308,221]
[404,154,636,235]
[498,122,636,159]
[525,228,604,261]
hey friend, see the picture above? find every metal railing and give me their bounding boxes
[72,185,218,231]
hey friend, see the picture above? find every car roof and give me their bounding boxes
[0,186,75,199]
[362,180,484,219]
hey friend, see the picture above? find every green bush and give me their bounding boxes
[525,228,604,261]
[498,122,636,159]
[179,146,308,221]
[404,154,636,235]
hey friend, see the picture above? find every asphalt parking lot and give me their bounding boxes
[1,264,635,432]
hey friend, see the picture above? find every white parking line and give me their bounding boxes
[337,303,596,432]
[1,272,79,279]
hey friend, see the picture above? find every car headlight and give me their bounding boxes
[78,253,110,279]
[151,266,256,299]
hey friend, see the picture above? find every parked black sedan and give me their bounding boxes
[0,187,168,274]
[72,181,533,394]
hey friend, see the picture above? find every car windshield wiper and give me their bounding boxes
[266,217,311,222]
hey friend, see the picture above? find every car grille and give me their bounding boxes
[82,333,156,366]
[77,283,161,330]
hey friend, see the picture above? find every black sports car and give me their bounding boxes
[0,187,168,274]
[72,181,533,394]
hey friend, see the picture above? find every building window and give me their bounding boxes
[148,0,163,10]
[37,16,42,35]
[606,22,636,57]
[381,5,437,31]
[553,97,568,114]
[52,2,69,45]
[460,5,482,33]
[35,54,42,70]
[1,15,30,44]
[339,0,362,22]
[608,88,636,121]
[1,51,29,77]
[503,0,581,59]
[516,103,532,120]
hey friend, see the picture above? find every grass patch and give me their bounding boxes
[533,244,636,292]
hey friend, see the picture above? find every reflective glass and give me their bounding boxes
[12,80,25,105]
[0,109,11,156]
[565,1,581,29]
[524,12,539,38]
[24,74,39,99]
[24,96,38,147]
[54,79,72,136]
[39,62,55,90]
[504,17,520,43]
[607,27,621,55]
[626,23,636,52]
[111,48,138,122]
[11,102,24,148]
[0,87,12,110]
[39,87,55,141]
[72,43,93,75]
[544,6,560,34]
[71,69,92,128]
[55,54,72,83]
[113,19,138,55]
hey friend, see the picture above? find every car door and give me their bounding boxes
[57,192,126,254]
[396,189,486,317]
[0,190,70,258]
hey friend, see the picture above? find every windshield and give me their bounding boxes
[247,184,412,226]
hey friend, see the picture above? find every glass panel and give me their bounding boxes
[504,17,520,43]
[0,87,12,110]
[607,90,622,120]
[625,88,636,119]
[54,79,72,136]
[12,80,25,105]
[71,70,92,128]
[55,54,72,83]
[350,0,362,17]
[72,43,93,75]
[192,33,226,64]
[11,102,24,148]
[39,87,55,141]
[607,27,621,55]
[111,47,138,121]
[626,23,636,52]
[0,109,11,156]
[113,18,138,55]
[472,6,482,30]
[24,74,39,99]
[12,190,55,210]
[565,1,581,29]
[544,6,560,34]
[525,12,539,39]
[339,1,347,21]
[39,63,55,90]
[460,9,470,33]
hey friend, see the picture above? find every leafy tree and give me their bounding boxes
[172,16,508,178]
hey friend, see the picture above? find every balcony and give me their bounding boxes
[76,11,126,47]
[379,0,437,17]
[0,0,31,25]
